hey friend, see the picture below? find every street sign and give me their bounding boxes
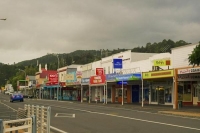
[113,59,123,69]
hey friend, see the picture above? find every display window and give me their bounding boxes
[150,80,173,104]
[178,81,192,101]
[63,90,78,100]
[192,81,200,101]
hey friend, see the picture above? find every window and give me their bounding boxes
[151,85,157,102]
[178,81,192,101]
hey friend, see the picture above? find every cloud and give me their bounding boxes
[0,0,200,64]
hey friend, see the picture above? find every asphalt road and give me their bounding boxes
[1,93,200,133]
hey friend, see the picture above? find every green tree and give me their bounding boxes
[188,42,200,66]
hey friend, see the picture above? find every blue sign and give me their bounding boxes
[117,81,128,85]
[106,73,118,81]
[115,73,141,81]
[113,59,123,69]
[81,78,90,84]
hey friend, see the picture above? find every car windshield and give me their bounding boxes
[13,93,22,96]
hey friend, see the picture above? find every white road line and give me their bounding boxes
[33,103,200,131]
[55,113,75,118]
[27,100,200,120]
[0,102,17,112]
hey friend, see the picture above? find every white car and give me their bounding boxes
[5,91,10,95]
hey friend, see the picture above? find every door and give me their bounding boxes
[157,89,165,104]
[132,85,139,103]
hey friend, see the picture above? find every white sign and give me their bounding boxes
[178,67,200,74]
[178,74,200,81]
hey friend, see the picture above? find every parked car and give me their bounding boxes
[10,93,24,102]
[5,91,10,95]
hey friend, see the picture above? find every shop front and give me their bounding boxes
[65,72,81,101]
[81,78,90,102]
[110,73,142,104]
[142,70,174,105]
[89,75,106,103]
[176,67,200,106]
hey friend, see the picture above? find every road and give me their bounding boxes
[1,93,200,133]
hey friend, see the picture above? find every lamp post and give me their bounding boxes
[53,54,60,101]
[19,69,27,96]
[0,18,6,21]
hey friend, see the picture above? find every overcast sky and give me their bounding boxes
[0,0,200,64]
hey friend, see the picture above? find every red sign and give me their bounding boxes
[48,74,58,82]
[46,82,58,86]
[96,68,104,76]
[90,75,106,85]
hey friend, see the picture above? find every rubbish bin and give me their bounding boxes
[178,100,182,109]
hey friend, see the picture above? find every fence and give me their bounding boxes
[24,104,51,133]
[0,116,34,133]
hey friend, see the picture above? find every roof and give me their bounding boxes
[40,70,57,78]
[67,64,81,69]
[171,43,198,50]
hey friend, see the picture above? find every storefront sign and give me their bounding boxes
[115,73,141,81]
[90,75,106,85]
[48,74,58,82]
[117,81,128,85]
[178,74,200,81]
[178,67,200,74]
[96,68,104,76]
[46,82,58,86]
[106,73,118,81]
[153,60,171,66]
[65,74,74,80]
[143,70,174,79]
[81,78,90,84]
[113,59,123,69]
[66,81,80,85]
[76,71,82,78]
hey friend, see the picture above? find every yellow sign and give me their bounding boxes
[153,60,171,66]
[65,74,74,80]
[143,70,174,79]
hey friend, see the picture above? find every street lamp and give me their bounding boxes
[52,54,60,101]
[0,18,6,21]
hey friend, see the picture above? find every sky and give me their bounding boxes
[0,0,200,64]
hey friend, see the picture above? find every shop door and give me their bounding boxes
[132,85,139,103]
[157,89,165,104]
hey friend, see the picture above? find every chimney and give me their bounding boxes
[39,64,41,72]
[45,64,47,70]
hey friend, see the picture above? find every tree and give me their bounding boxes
[188,42,200,67]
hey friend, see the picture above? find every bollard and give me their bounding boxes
[0,119,3,133]
[32,115,36,133]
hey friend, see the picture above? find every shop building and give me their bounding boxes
[65,65,82,101]
[142,69,174,105]
[171,43,200,108]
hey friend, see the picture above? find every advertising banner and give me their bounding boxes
[48,74,58,82]
[115,73,141,81]
[113,58,123,69]
[106,73,118,81]
[96,68,104,76]
[178,74,200,81]
[65,74,75,80]
[90,75,106,85]
[81,78,90,84]
[143,70,174,79]
[178,67,200,74]
[153,60,171,66]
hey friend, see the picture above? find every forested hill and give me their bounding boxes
[0,39,191,88]
[16,39,189,68]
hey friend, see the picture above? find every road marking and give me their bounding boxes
[31,103,200,131]
[22,99,200,120]
[0,102,17,112]
[55,113,75,118]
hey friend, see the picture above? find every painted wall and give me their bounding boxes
[172,43,198,68]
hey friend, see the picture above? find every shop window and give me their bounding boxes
[151,86,157,102]
[165,87,172,103]
[178,82,183,100]
[183,82,192,101]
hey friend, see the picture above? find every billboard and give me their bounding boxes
[113,59,123,69]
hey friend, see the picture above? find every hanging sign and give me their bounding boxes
[113,59,123,69]
[90,75,106,85]
[96,68,104,76]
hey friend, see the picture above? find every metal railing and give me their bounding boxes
[24,104,51,133]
